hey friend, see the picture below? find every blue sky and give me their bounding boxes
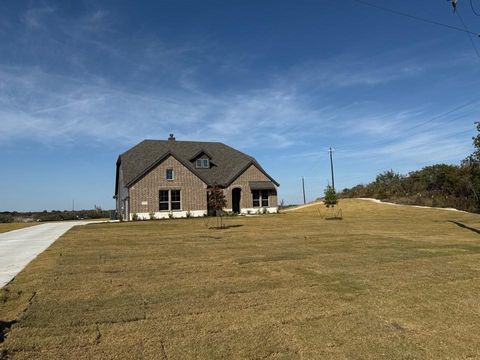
[1,0,479,211]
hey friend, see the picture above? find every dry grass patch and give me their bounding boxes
[0,223,38,234]
[1,199,480,359]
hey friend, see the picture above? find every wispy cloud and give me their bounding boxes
[0,64,327,149]
[0,3,477,164]
[2,1,480,209]
[21,5,55,29]
[346,129,472,163]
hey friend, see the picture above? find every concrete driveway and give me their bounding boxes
[0,221,104,288]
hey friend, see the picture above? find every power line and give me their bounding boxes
[301,176,306,204]
[339,127,476,157]
[338,126,476,154]
[313,127,476,187]
[328,147,335,191]
[352,0,480,37]
[335,97,480,151]
[456,9,480,60]
[404,97,480,132]
[471,0,480,16]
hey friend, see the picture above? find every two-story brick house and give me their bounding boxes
[114,135,279,220]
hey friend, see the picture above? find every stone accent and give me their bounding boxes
[134,210,207,220]
[224,207,278,215]
[225,165,278,209]
[129,156,207,214]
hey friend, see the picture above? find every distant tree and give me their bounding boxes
[461,122,480,209]
[469,122,480,163]
[208,183,227,228]
[337,124,480,212]
[0,214,14,223]
[373,170,405,198]
[324,185,338,208]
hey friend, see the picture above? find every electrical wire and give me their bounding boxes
[352,0,480,37]
[326,1,480,156]
[405,97,480,131]
[334,97,480,151]
[471,0,480,16]
[456,9,480,60]
[338,127,476,158]
[337,122,475,153]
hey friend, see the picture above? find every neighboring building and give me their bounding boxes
[114,135,279,220]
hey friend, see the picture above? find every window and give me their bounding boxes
[166,168,174,180]
[252,190,269,207]
[253,190,260,207]
[159,190,169,210]
[195,159,210,168]
[158,190,181,211]
[171,190,181,210]
[261,190,269,206]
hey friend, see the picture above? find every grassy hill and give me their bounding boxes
[2,199,480,359]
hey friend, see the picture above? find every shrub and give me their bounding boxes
[0,214,14,223]
[132,213,139,221]
[324,185,338,208]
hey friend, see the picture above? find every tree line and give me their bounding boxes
[0,206,112,223]
[340,123,480,213]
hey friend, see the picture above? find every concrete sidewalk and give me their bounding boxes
[282,201,323,212]
[0,221,102,288]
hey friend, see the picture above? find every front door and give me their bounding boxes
[232,188,241,213]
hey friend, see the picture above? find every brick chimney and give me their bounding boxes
[168,133,176,141]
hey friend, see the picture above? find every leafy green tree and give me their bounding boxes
[324,185,338,207]
[374,170,404,198]
[468,121,480,163]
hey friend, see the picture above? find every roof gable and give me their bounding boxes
[189,149,213,161]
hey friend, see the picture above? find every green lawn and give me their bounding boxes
[2,199,480,359]
[0,223,38,234]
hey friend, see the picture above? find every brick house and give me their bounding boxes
[114,135,279,220]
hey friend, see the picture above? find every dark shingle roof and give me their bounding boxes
[249,181,276,190]
[117,140,279,191]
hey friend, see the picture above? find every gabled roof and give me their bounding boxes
[189,149,213,161]
[116,140,279,192]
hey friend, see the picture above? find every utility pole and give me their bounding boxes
[302,177,306,204]
[72,199,75,219]
[328,147,335,191]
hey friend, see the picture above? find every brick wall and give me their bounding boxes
[129,156,207,214]
[225,165,278,209]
